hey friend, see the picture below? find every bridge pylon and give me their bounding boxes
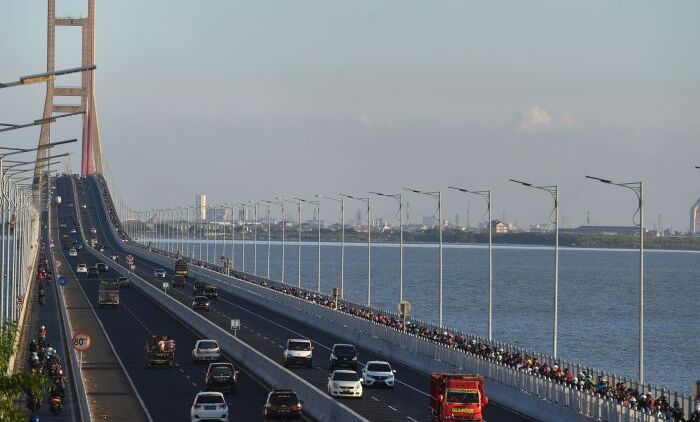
[34,0,104,184]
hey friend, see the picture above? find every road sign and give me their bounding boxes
[72,333,91,351]
[230,319,240,332]
[58,275,68,286]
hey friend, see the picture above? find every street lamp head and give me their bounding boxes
[509,179,532,187]
[447,186,469,193]
[585,175,612,184]
[695,166,700,169]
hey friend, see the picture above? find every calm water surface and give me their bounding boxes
[149,238,699,394]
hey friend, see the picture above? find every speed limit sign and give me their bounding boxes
[72,333,91,351]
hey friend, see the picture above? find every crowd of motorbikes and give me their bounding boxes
[26,325,66,416]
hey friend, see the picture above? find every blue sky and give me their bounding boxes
[1,1,699,229]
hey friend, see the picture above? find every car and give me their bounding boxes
[361,361,396,388]
[68,248,77,257]
[153,268,166,278]
[205,362,238,393]
[192,339,221,362]
[204,285,218,300]
[76,263,88,274]
[82,204,88,209]
[118,276,130,288]
[96,262,109,272]
[87,267,99,278]
[110,254,118,261]
[263,389,303,420]
[283,339,313,368]
[329,344,358,370]
[70,228,77,234]
[327,370,363,398]
[90,227,96,234]
[189,391,228,422]
[194,280,205,294]
[192,296,211,311]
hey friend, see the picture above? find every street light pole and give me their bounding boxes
[404,188,443,327]
[236,203,248,272]
[449,186,493,340]
[252,201,258,276]
[510,179,559,358]
[297,198,321,292]
[370,192,404,304]
[318,195,344,299]
[281,199,302,287]
[341,194,371,306]
[586,175,644,384]
[264,200,284,282]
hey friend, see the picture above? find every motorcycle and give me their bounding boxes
[38,295,45,306]
[49,395,62,415]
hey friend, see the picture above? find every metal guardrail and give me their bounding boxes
[91,174,697,422]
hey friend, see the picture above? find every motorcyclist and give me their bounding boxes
[29,339,38,353]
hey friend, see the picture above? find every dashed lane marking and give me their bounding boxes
[371,396,379,402]
[388,405,397,411]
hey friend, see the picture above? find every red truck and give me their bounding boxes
[430,373,488,422]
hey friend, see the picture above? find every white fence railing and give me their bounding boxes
[91,174,697,422]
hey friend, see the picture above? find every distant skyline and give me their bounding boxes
[1,1,699,230]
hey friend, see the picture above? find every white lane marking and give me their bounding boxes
[388,405,397,411]
[214,293,431,397]
[371,396,379,402]
[407,417,418,422]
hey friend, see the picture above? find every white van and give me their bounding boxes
[283,339,313,368]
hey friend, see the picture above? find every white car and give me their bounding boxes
[76,264,88,274]
[190,392,228,422]
[192,339,221,362]
[361,361,396,388]
[70,228,77,234]
[153,268,166,278]
[68,248,78,257]
[90,227,96,234]
[327,370,363,398]
[283,339,313,368]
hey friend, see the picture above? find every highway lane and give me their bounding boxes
[57,177,270,422]
[82,176,534,422]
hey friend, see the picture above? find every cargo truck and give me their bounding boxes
[173,259,188,287]
[429,373,488,422]
[98,281,120,307]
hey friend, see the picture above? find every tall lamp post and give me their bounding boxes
[318,195,344,299]
[370,191,404,304]
[586,175,644,384]
[252,201,258,276]
[449,186,493,341]
[264,199,285,282]
[297,198,321,292]
[404,188,443,327]
[280,198,302,287]
[510,179,559,358]
[261,202,272,278]
[236,202,248,272]
[341,194,371,307]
